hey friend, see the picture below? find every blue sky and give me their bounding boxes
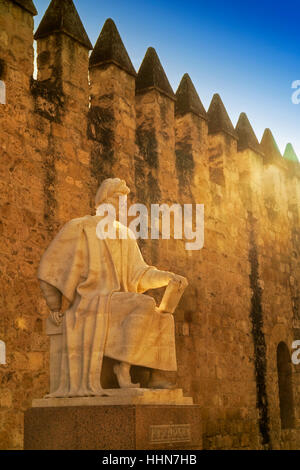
[33,0,300,158]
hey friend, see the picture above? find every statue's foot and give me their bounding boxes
[45,387,94,398]
[68,387,93,397]
[113,363,140,389]
[44,393,57,399]
[148,370,177,389]
[147,380,177,390]
[44,389,68,398]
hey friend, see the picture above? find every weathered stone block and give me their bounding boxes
[24,404,202,450]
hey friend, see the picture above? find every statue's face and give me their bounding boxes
[107,193,127,220]
[95,178,130,219]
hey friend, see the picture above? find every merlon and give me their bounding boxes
[89,18,136,76]
[175,73,207,120]
[207,93,237,139]
[236,112,263,156]
[34,0,92,50]
[136,47,175,100]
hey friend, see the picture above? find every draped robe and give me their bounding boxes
[38,215,177,397]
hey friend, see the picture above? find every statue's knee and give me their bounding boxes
[143,295,156,314]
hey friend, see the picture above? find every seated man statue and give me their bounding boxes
[38,178,188,397]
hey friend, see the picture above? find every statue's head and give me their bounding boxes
[95,178,130,209]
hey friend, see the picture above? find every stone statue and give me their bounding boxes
[38,178,188,398]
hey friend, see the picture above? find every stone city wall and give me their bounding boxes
[0,0,300,450]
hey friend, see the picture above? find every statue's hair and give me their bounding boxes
[95,178,130,207]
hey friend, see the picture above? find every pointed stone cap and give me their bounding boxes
[89,19,136,76]
[260,128,282,163]
[175,73,207,120]
[235,112,263,156]
[207,94,237,139]
[34,0,92,50]
[283,143,299,163]
[136,47,175,100]
[12,0,37,15]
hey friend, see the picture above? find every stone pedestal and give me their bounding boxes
[24,390,202,450]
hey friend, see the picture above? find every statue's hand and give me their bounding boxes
[171,274,188,289]
[50,310,64,326]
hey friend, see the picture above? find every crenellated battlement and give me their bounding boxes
[1,0,298,172]
[0,0,300,451]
